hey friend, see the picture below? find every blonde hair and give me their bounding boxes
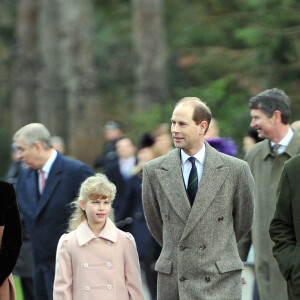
[68,173,116,232]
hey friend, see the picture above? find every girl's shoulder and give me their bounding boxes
[57,230,77,249]
[116,229,136,247]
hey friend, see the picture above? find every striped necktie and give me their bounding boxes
[187,157,198,205]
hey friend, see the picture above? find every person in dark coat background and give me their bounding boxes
[5,143,35,300]
[0,181,22,300]
[120,133,160,300]
[14,123,94,300]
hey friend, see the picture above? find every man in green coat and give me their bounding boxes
[238,88,300,300]
[270,154,300,300]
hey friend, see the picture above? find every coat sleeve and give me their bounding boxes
[0,183,22,286]
[233,161,255,242]
[53,234,72,300]
[124,233,145,300]
[142,165,163,245]
[269,165,295,281]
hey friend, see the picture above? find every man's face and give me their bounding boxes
[250,108,275,140]
[116,138,136,159]
[171,103,205,156]
[15,138,40,169]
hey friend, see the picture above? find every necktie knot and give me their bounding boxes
[188,156,196,166]
[273,144,280,155]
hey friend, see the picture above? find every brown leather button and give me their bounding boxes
[165,214,170,220]
[205,276,211,282]
[179,245,186,251]
[180,277,186,282]
[199,245,206,250]
[218,216,224,222]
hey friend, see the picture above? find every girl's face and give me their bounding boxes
[79,195,111,235]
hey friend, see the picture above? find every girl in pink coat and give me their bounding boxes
[53,173,145,300]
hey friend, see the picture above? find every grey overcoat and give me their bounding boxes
[239,132,300,300]
[142,142,254,300]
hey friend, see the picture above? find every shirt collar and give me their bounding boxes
[180,143,206,166]
[270,128,294,147]
[40,150,58,174]
[76,218,118,246]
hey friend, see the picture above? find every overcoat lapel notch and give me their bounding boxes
[181,144,228,239]
[35,155,62,217]
[155,149,191,223]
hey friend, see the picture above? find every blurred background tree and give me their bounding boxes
[1,0,300,176]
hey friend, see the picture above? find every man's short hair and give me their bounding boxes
[249,88,291,124]
[13,123,52,149]
[175,97,212,133]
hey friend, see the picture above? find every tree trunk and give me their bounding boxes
[132,0,168,111]
[36,0,65,136]
[56,0,101,165]
[11,0,38,133]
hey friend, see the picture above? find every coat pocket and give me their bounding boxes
[155,257,172,275]
[215,258,244,274]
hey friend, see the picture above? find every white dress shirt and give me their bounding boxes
[270,128,294,155]
[181,144,206,189]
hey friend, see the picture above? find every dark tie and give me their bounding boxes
[187,157,198,205]
[273,144,280,155]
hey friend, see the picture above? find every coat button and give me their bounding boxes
[218,216,224,222]
[165,214,170,220]
[107,285,112,290]
[179,245,186,251]
[107,241,112,245]
[205,276,211,282]
[83,263,88,268]
[179,276,186,282]
[199,245,206,250]
[106,261,112,267]
[85,286,90,291]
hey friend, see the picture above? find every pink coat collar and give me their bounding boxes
[76,218,118,246]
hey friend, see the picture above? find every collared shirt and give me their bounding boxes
[181,144,206,188]
[119,156,136,179]
[270,128,294,155]
[38,150,58,194]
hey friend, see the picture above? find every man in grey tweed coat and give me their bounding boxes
[142,97,254,300]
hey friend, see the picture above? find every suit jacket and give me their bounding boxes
[53,218,144,300]
[142,142,254,300]
[240,132,300,300]
[270,154,300,300]
[16,152,94,269]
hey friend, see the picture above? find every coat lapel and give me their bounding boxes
[35,153,63,217]
[155,149,191,223]
[181,143,229,240]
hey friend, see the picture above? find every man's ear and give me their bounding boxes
[79,200,86,211]
[273,110,282,123]
[199,120,208,135]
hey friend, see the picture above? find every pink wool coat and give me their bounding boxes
[53,218,145,300]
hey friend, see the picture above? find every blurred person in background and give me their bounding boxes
[93,121,123,169]
[104,136,137,228]
[120,133,160,300]
[14,123,94,300]
[0,181,22,300]
[205,118,238,156]
[5,144,35,300]
[50,136,66,155]
[242,128,264,154]
[238,88,300,300]
[153,123,173,157]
